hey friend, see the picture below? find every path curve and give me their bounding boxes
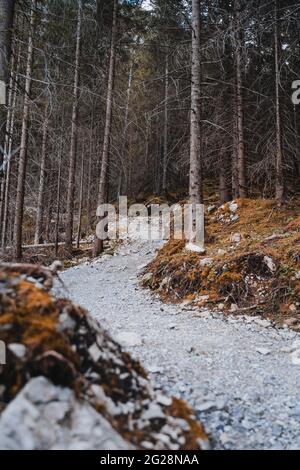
[58,238,300,450]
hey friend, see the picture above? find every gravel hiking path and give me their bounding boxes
[57,234,300,450]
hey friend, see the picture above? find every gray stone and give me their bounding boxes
[0,378,131,451]
[8,343,27,359]
[143,403,165,420]
[115,331,142,347]
[256,347,271,356]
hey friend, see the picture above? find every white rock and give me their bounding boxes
[256,347,271,356]
[200,258,213,267]
[229,202,238,213]
[217,249,227,256]
[291,349,300,366]
[263,256,276,273]
[295,271,300,280]
[58,313,76,332]
[185,242,206,254]
[291,339,300,350]
[220,432,231,445]
[0,377,131,450]
[88,343,102,362]
[8,343,27,359]
[142,273,153,283]
[230,233,242,244]
[207,205,217,214]
[143,403,165,421]
[254,318,271,328]
[156,395,172,407]
[115,332,143,348]
[147,365,164,374]
[197,401,216,412]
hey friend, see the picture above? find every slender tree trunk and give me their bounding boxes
[13,0,36,261]
[274,0,285,204]
[45,159,54,241]
[86,125,93,231]
[76,149,84,248]
[187,0,203,251]
[54,135,63,257]
[293,106,300,185]
[234,0,247,198]
[65,0,82,253]
[0,0,15,231]
[189,0,202,206]
[117,61,132,198]
[162,49,169,195]
[219,146,232,203]
[0,37,15,237]
[232,91,239,198]
[0,0,14,100]
[34,107,48,244]
[93,0,118,257]
[1,40,19,248]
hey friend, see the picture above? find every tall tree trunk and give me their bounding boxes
[13,0,36,261]
[34,107,49,244]
[86,123,93,231]
[0,36,14,238]
[162,49,169,195]
[274,0,285,204]
[219,146,232,203]
[45,159,54,241]
[54,134,63,257]
[76,149,84,248]
[117,61,132,198]
[93,0,118,257]
[65,0,82,253]
[189,0,202,206]
[234,0,247,198]
[0,0,14,102]
[1,40,19,248]
[0,0,15,223]
[187,0,203,251]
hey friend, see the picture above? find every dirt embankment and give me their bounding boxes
[142,198,300,329]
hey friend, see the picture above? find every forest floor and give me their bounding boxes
[58,220,300,450]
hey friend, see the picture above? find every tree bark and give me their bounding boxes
[162,49,169,195]
[219,146,232,203]
[65,0,82,253]
[0,0,14,92]
[86,124,93,231]
[93,0,118,257]
[186,0,204,251]
[0,36,15,238]
[117,61,132,198]
[189,0,202,207]
[54,134,63,257]
[234,0,247,198]
[34,107,49,244]
[76,149,84,248]
[274,0,285,204]
[12,0,36,261]
[1,40,20,248]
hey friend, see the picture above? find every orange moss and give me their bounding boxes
[143,197,300,326]
[168,398,208,450]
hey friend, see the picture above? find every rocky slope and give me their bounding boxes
[0,266,208,450]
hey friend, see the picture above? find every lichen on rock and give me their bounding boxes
[0,267,208,450]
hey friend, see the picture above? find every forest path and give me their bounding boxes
[58,234,300,450]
